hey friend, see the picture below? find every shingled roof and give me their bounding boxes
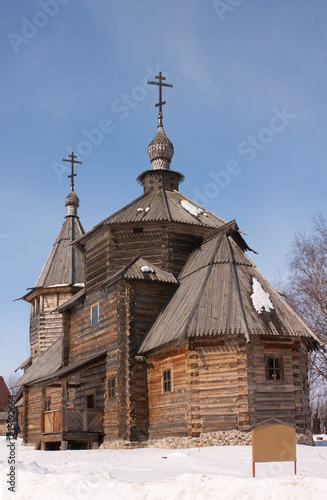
[100,257,178,290]
[35,209,85,288]
[75,189,226,248]
[139,221,319,353]
[13,339,62,387]
[13,338,107,387]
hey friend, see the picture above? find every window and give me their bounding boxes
[108,378,115,399]
[91,304,99,326]
[44,397,51,411]
[266,356,283,380]
[163,369,171,393]
[85,393,95,409]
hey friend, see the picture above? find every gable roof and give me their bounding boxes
[139,222,319,353]
[0,376,10,409]
[100,257,178,290]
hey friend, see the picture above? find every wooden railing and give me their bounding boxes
[42,409,103,434]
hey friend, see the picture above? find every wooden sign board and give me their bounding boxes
[252,423,296,477]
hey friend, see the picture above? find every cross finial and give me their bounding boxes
[148,71,173,115]
[63,152,82,191]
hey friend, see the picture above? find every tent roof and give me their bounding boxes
[139,222,319,353]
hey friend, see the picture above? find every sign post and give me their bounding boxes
[252,420,297,477]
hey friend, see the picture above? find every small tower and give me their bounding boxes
[137,72,184,193]
[22,153,85,361]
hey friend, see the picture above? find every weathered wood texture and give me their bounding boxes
[190,337,249,434]
[17,406,24,434]
[43,409,103,433]
[108,223,208,279]
[247,336,311,432]
[147,347,189,439]
[25,386,42,444]
[71,363,106,411]
[146,335,312,439]
[84,228,110,296]
[68,287,118,362]
[29,291,79,361]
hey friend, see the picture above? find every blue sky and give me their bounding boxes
[1,0,327,380]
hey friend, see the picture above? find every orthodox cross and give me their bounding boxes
[148,72,173,113]
[63,152,82,191]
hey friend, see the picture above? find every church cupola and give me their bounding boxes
[64,151,82,217]
[65,189,80,217]
[147,113,174,170]
[137,72,184,193]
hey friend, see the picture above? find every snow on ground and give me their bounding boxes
[1,437,327,500]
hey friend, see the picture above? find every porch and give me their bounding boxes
[41,408,104,450]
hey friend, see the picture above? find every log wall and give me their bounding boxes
[69,287,119,361]
[247,336,311,431]
[25,386,42,444]
[190,336,248,434]
[147,346,189,439]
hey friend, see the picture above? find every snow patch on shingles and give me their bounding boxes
[251,277,274,314]
[137,207,150,213]
[180,200,206,217]
[141,265,154,273]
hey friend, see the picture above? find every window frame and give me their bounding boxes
[44,397,51,411]
[162,368,172,393]
[91,303,99,326]
[108,378,115,399]
[265,354,284,381]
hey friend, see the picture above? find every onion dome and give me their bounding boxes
[147,113,174,170]
[65,189,80,217]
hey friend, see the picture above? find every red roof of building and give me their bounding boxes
[0,376,10,410]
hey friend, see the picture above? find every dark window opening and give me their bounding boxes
[86,393,95,409]
[267,356,282,380]
[133,227,143,234]
[163,369,171,393]
[108,378,115,399]
[91,304,99,326]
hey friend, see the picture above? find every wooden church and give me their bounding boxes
[15,74,319,449]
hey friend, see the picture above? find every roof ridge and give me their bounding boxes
[177,235,224,346]
[227,237,251,342]
[161,188,173,221]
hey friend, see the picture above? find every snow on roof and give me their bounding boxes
[251,277,274,314]
[137,207,150,213]
[141,265,154,273]
[180,200,206,217]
